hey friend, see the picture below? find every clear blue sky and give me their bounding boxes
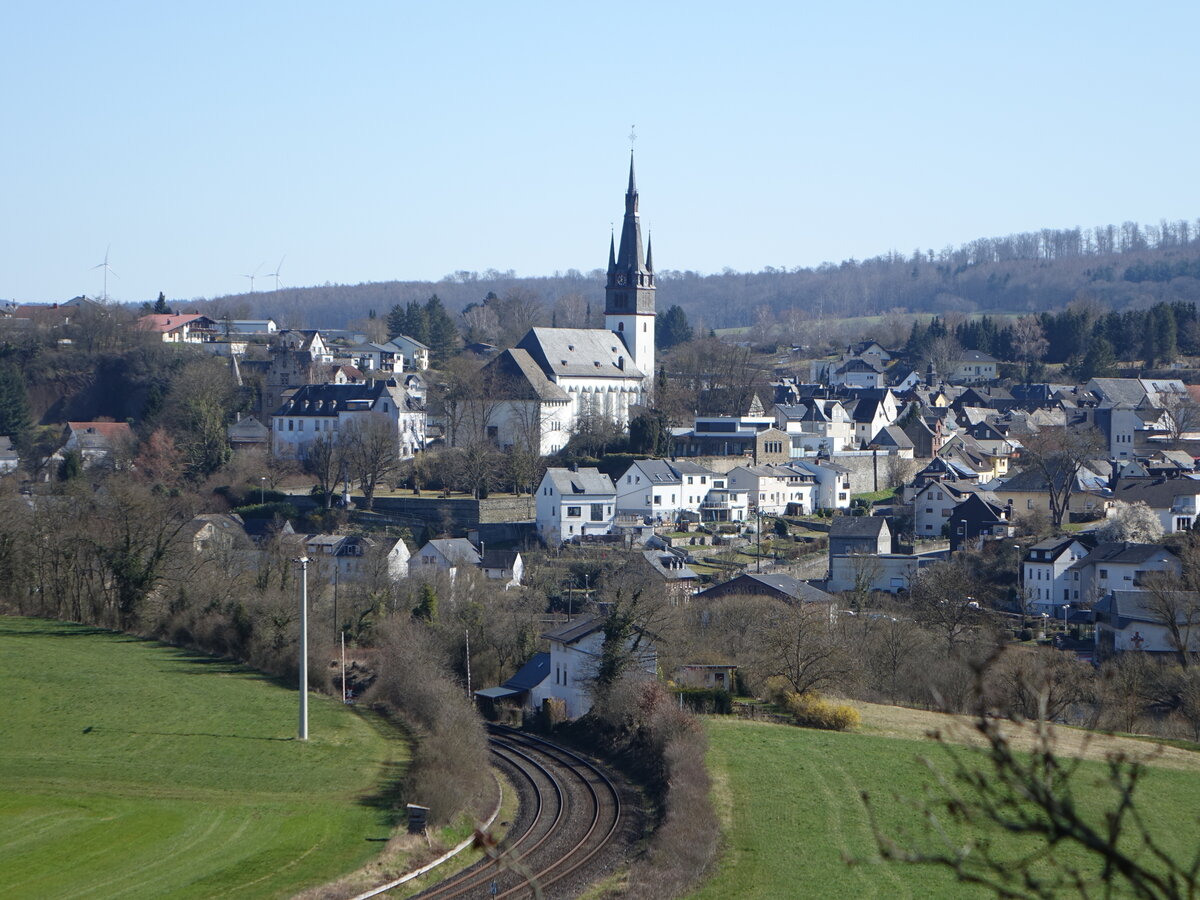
[5,1,1199,304]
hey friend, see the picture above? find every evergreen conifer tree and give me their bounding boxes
[0,362,30,437]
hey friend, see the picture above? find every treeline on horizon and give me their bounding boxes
[182,216,1200,333]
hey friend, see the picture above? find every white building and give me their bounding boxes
[727,464,816,515]
[414,538,482,574]
[479,158,656,451]
[540,616,657,718]
[913,480,982,539]
[301,534,410,584]
[387,334,430,371]
[1067,543,1181,606]
[1022,536,1088,614]
[615,459,721,522]
[774,400,855,453]
[787,459,852,511]
[271,379,426,461]
[536,467,617,546]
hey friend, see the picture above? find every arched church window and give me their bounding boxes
[617,322,624,331]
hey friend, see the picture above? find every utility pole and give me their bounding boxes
[295,556,309,741]
[341,631,348,704]
[465,628,472,699]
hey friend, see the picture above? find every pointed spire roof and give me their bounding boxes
[608,232,616,272]
[615,154,646,273]
[645,233,653,272]
[627,151,637,195]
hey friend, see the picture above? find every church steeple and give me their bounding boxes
[604,153,656,387]
[606,153,655,314]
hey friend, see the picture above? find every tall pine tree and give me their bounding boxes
[0,362,30,437]
[424,294,458,366]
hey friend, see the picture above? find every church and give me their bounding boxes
[469,156,657,455]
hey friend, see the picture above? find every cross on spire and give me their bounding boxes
[629,124,637,150]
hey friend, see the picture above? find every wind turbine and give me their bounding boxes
[266,255,286,291]
[240,262,264,293]
[91,246,119,301]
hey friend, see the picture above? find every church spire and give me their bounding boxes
[645,233,653,273]
[627,151,637,199]
[608,231,616,273]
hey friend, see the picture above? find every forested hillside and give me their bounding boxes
[181,218,1200,334]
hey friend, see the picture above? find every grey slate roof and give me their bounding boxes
[423,538,482,566]
[503,652,550,691]
[1095,590,1200,625]
[1068,542,1178,570]
[829,516,888,538]
[274,380,406,417]
[542,615,606,644]
[699,572,836,604]
[1110,477,1200,509]
[517,327,645,379]
[545,467,616,496]
[484,348,571,402]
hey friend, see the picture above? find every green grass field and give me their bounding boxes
[691,713,1200,900]
[0,617,407,899]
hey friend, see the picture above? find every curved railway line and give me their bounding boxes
[404,726,631,900]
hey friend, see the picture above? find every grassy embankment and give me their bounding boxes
[691,702,1200,899]
[0,616,407,899]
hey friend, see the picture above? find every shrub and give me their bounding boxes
[784,692,861,731]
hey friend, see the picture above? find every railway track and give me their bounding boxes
[407,726,626,900]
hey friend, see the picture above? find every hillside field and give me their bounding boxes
[691,707,1200,899]
[0,617,406,899]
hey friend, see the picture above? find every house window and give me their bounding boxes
[654,495,662,505]
[1099,569,1108,579]
[288,419,294,431]
[590,504,604,521]
[567,506,581,517]
[298,419,304,430]
[276,420,283,431]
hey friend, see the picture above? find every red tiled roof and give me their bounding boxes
[136,314,209,333]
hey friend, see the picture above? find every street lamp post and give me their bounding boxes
[260,476,266,505]
[294,556,309,741]
[1014,543,1023,627]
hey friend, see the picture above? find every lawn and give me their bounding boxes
[690,710,1200,900]
[0,617,407,900]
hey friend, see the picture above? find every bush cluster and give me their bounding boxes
[366,617,492,826]
[784,692,861,731]
[571,676,720,899]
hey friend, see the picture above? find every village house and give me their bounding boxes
[1094,591,1200,660]
[301,533,411,584]
[615,458,721,523]
[136,313,218,344]
[480,549,524,587]
[1067,542,1181,606]
[1107,477,1200,533]
[1022,536,1088,615]
[726,464,816,515]
[270,379,426,461]
[947,350,999,384]
[61,421,134,469]
[539,616,657,718]
[535,467,617,546]
[387,334,431,370]
[414,538,482,575]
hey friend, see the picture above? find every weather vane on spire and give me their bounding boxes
[629,124,637,150]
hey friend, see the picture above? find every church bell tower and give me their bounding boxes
[605,153,655,387]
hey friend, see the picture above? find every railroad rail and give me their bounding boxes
[408,726,624,900]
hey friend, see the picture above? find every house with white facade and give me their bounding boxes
[1108,478,1200,533]
[301,534,410,584]
[480,549,524,587]
[414,538,482,573]
[913,480,983,539]
[727,464,816,515]
[1095,591,1200,660]
[271,379,426,461]
[536,467,617,546]
[615,459,720,523]
[788,459,853,511]
[277,329,334,364]
[540,616,657,718]
[387,334,430,371]
[136,313,218,344]
[774,400,855,453]
[1067,542,1181,606]
[1022,536,1088,615]
[947,350,999,384]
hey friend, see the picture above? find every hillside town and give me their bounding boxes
[6,159,1200,899]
